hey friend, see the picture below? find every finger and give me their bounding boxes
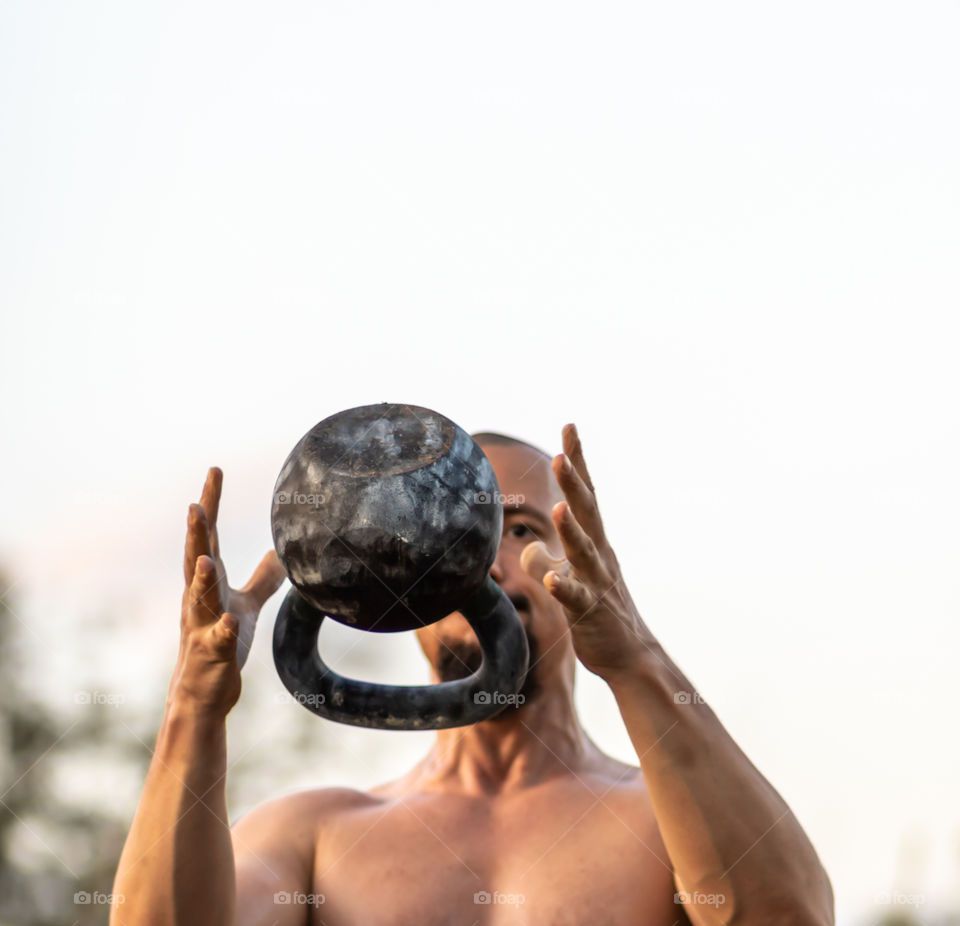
[183,503,213,585]
[543,569,596,621]
[520,540,570,584]
[240,550,287,609]
[552,451,607,550]
[562,423,597,494]
[187,554,224,627]
[552,500,613,590]
[199,467,222,525]
[200,467,223,558]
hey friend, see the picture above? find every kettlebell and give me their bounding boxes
[271,403,530,730]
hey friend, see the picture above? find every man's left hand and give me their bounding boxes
[521,423,656,683]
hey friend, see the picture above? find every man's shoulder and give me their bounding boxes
[233,785,383,835]
[582,753,645,791]
[570,756,659,818]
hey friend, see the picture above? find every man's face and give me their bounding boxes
[415,442,571,707]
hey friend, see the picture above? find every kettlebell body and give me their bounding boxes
[271,403,530,730]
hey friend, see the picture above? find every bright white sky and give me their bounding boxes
[2,2,959,923]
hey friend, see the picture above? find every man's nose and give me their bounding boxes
[489,552,506,585]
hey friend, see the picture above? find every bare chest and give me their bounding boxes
[310,789,678,926]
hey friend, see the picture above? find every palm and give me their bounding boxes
[183,468,287,670]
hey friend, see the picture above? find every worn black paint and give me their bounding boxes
[273,576,529,730]
[271,403,530,729]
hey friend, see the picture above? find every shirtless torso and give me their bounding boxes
[234,748,684,926]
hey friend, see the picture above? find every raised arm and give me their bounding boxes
[522,426,834,926]
[110,468,289,926]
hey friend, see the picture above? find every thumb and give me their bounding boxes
[520,541,569,584]
[242,550,287,608]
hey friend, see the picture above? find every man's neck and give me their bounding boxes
[410,676,599,796]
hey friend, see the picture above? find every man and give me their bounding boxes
[111,423,834,925]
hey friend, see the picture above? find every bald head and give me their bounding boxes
[471,431,564,512]
[470,431,551,461]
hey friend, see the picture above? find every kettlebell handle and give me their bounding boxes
[272,577,530,730]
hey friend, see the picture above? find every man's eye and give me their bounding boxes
[507,523,535,540]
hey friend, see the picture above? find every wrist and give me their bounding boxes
[165,663,240,725]
[600,638,671,694]
[602,640,712,723]
[165,692,230,723]
[159,693,229,756]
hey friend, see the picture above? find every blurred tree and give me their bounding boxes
[0,569,154,925]
[0,567,366,925]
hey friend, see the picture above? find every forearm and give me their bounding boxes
[609,645,833,926]
[111,700,235,926]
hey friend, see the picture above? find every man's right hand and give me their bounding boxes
[169,466,286,717]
